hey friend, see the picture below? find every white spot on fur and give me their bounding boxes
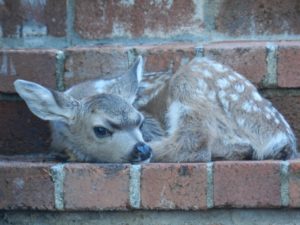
[252,104,260,112]
[167,101,189,135]
[275,118,280,124]
[252,91,263,102]
[234,83,245,93]
[228,75,237,81]
[229,94,239,101]
[266,113,272,120]
[197,79,208,91]
[266,107,276,117]
[218,90,229,110]
[218,90,226,98]
[191,65,200,72]
[237,117,246,126]
[245,80,252,86]
[242,101,253,112]
[221,98,229,111]
[207,91,216,101]
[216,78,230,89]
[193,57,204,63]
[213,63,227,73]
[234,72,243,79]
[94,79,115,93]
[203,69,212,78]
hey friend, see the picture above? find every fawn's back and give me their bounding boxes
[137,57,297,161]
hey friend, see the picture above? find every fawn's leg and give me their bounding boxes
[150,112,212,162]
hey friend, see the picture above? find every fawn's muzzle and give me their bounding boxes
[130,142,152,163]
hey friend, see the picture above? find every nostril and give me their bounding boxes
[133,142,152,161]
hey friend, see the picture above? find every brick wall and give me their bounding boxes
[1,1,300,223]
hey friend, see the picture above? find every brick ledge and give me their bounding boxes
[1,160,300,211]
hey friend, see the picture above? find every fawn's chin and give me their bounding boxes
[130,154,152,164]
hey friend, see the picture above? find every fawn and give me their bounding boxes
[14,56,297,163]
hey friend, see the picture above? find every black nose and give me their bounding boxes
[131,142,152,163]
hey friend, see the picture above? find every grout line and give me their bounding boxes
[206,162,214,209]
[203,0,217,33]
[129,164,141,209]
[280,161,289,207]
[0,93,22,101]
[127,48,139,67]
[55,50,65,91]
[66,0,75,46]
[195,45,204,57]
[263,42,278,88]
[50,163,65,210]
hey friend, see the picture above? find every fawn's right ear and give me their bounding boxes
[14,79,79,124]
[112,56,144,104]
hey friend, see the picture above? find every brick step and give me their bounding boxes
[0,161,299,210]
[1,0,300,46]
[0,41,300,154]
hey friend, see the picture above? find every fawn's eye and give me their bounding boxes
[93,127,112,138]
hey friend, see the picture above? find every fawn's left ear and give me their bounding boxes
[112,55,144,104]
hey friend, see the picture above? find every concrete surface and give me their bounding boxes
[1,209,300,225]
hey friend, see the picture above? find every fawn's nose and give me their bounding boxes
[130,142,152,163]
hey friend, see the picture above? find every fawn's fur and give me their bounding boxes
[14,56,297,163]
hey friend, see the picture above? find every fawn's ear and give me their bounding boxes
[14,79,79,124]
[112,55,144,104]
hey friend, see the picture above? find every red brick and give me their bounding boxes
[0,0,66,37]
[289,160,300,207]
[0,101,51,155]
[215,0,300,36]
[266,95,300,149]
[0,50,57,93]
[64,164,130,210]
[204,41,267,86]
[64,47,129,88]
[135,43,196,73]
[277,42,300,88]
[214,161,281,208]
[141,163,207,210]
[0,162,55,210]
[74,0,204,39]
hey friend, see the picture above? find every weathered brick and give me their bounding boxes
[0,50,57,93]
[215,0,300,36]
[0,162,55,210]
[277,42,300,88]
[64,47,129,88]
[0,101,51,155]
[0,0,66,37]
[141,163,207,210]
[289,160,300,207]
[214,161,281,208]
[266,95,300,149]
[74,0,204,39]
[204,41,267,86]
[134,43,196,73]
[64,164,130,210]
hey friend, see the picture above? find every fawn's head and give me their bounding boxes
[14,56,152,163]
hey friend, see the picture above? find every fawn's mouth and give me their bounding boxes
[130,153,152,164]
